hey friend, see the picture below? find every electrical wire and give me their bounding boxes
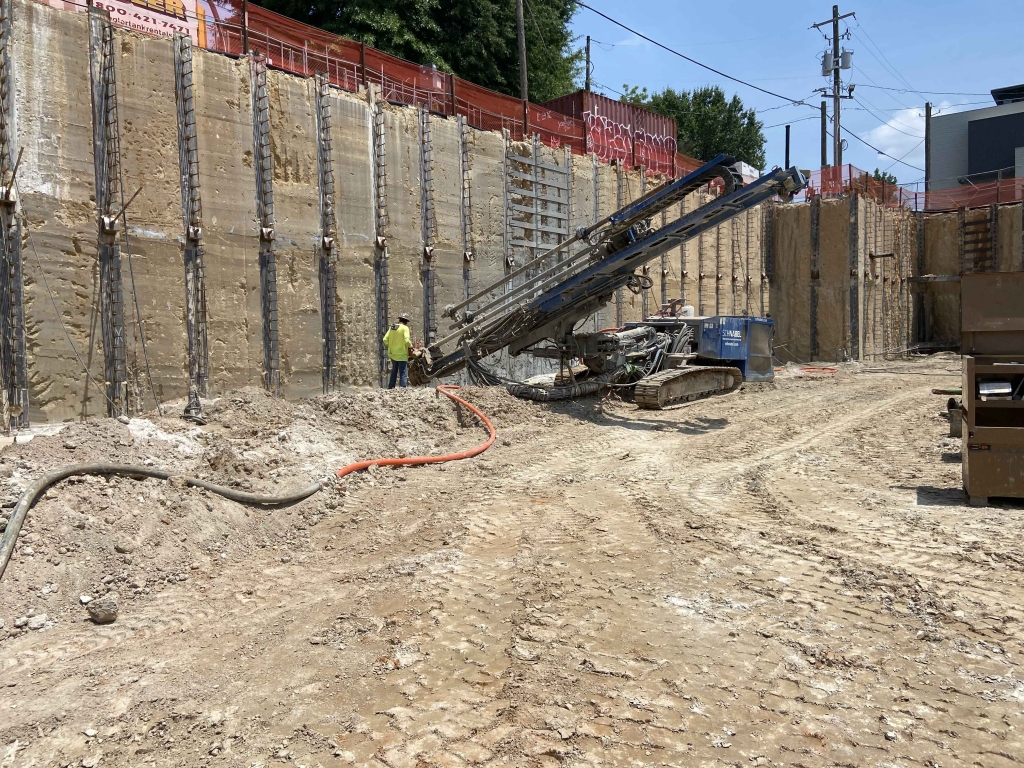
[852,95,924,137]
[850,23,920,97]
[572,1,807,106]
[881,139,924,176]
[856,84,991,97]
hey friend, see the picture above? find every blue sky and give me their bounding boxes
[568,1,1024,186]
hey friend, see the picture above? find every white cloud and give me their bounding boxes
[862,99,974,175]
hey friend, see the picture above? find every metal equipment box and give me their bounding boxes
[961,271,1024,504]
[698,316,775,382]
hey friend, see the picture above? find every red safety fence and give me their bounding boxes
[803,164,1024,212]
[38,0,696,177]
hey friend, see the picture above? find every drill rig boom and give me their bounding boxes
[417,155,805,381]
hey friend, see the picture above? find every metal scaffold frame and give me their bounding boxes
[314,74,338,394]
[89,10,129,418]
[0,0,26,431]
[174,32,210,418]
[250,52,280,396]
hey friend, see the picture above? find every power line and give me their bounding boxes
[856,83,992,97]
[840,126,925,172]
[763,115,818,130]
[851,22,920,96]
[572,1,806,105]
[853,96,924,138]
[882,138,924,175]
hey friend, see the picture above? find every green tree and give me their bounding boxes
[621,85,766,168]
[253,0,581,103]
[872,168,898,185]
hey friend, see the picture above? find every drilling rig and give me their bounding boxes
[411,155,806,408]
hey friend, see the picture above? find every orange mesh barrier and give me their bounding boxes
[35,0,689,174]
[803,164,1024,211]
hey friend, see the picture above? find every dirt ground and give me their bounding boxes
[2,354,1023,767]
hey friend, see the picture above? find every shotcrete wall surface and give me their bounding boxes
[14,0,102,423]
[267,71,321,399]
[569,153,598,332]
[115,30,189,408]
[381,108,424,345]
[465,129,505,299]
[922,212,960,346]
[192,50,261,392]
[425,114,463,341]
[330,91,376,386]
[8,0,778,421]
[817,199,850,362]
[997,203,1023,272]
[771,202,812,363]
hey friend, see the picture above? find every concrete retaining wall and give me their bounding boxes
[8,0,770,422]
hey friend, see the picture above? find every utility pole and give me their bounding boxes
[924,101,932,192]
[585,35,591,92]
[820,101,828,169]
[831,5,841,166]
[784,124,790,169]
[515,0,528,101]
[813,6,855,169]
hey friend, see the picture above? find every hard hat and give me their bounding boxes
[398,312,410,322]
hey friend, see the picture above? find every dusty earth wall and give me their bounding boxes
[772,192,1024,362]
[9,0,770,422]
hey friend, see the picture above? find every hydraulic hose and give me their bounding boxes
[335,385,496,479]
[505,367,624,402]
[0,464,322,582]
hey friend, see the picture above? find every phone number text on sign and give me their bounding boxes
[92,0,199,39]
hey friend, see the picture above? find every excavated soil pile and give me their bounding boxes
[0,386,546,641]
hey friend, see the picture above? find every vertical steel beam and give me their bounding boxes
[614,161,623,327]
[681,200,688,306]
[249,53,280,395]
[0,0,26,430]
[714,220,722,315]
[418,106,437,345]
[315,74,338,393]
[761,198,774,317]
[639,169,648,318]
[848,193,860,360]
[697,192,705,315]
[457,114,473,301]
[809,194,821,360]
[174,33,209,418]
[89,10,129,417]
[592,154,601,329]
[370,86,390,387]
[659,210,668,308]
[744,208,752,315]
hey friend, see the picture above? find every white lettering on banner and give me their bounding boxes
[44,0,201,40]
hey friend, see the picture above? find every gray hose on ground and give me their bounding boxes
[0,464,322,582]
[505,368,624,402]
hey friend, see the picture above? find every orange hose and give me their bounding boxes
[335,385,496,480]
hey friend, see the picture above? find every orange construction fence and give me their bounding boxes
[38,0,697,177]
[803,164,1024,212]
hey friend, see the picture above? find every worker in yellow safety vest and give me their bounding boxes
[382,313,414,389]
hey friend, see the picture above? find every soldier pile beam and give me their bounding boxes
[249,53,280,396]
[315,74,338,394]
[174,33,209,418]
[89,9,129,417]
[0,0,26,430]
